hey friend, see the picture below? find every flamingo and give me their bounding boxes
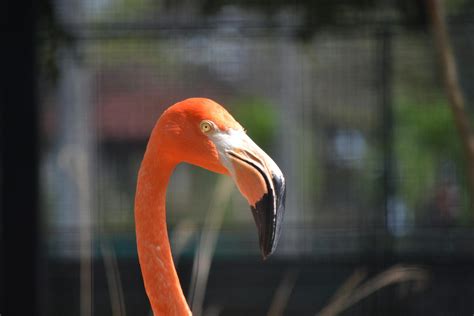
[135,98,286,315]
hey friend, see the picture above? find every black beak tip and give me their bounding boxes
[251,173,286,261]
[261,248,274,261]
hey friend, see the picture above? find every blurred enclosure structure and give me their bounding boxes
[33,0,474,315]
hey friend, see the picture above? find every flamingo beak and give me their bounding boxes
[225,133,286,260]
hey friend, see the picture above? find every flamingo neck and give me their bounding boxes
[135,147,191,315]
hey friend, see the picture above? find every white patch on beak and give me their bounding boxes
[206,128,248,175]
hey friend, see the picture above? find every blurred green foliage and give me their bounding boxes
[394,96,470,220]
[98,0,158,22]
[230,97,278,151]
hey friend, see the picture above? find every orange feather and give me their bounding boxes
[135,98,240,315]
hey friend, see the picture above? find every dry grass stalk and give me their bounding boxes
[188,177,235,316]
[101,241,127,316]
[317,265,429,316]
[267,268,299,316]
[171,219,198,267]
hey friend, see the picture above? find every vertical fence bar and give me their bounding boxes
[379,28,395,244]
[374,26,395,313]
[1,1,38,315]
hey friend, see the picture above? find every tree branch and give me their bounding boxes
[426,0,474,214]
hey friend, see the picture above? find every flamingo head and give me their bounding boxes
[155,98,286,259]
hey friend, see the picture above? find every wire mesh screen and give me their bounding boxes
[38,1,474,315]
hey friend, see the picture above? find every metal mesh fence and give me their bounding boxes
[37,1,474,315]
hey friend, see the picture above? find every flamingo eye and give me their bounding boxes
[200,120,214,133]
